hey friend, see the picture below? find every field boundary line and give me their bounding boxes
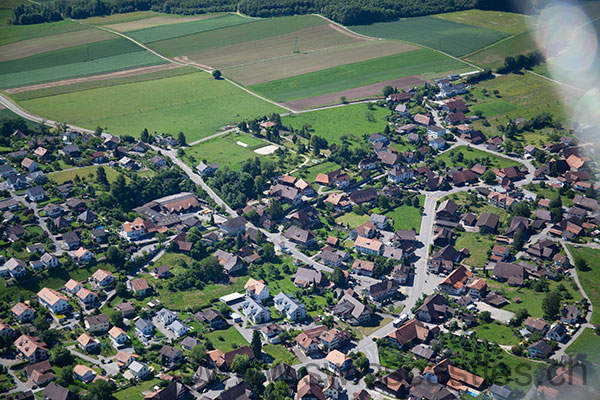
[74,19,295,112]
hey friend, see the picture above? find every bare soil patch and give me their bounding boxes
[327,23,374,40]
[282,75,428,110]
[0,29,115,62]
[105,15,215,32]
[5,64,182,94]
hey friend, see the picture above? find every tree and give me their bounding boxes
[85,379,116,400]
[297,366,308,379]
[264,381,292,400]
[542,291,561,320]
[480,169,496,184]
[212,69,222,79]
[50,345,73,367]
[110,310,123,328]
[34,313,50,332]
[96,166,109,187]
[331,267,346,288]
[353,354,369,375]
[190,344,207,367]
[479,311,493,324]
[56,366,73,387]
[382,85,394,97]
[140,128,150,143]
[364,373,375,388]
[261,242,275,260]
[251,330,262,359]
[231,354,249,374]
[575,257,590,271]
[94,125,103,136]
[177,131,187,146]
[513,229,526,251]
[511,202,531,218]
[244,368,266,395]
[106,246,126,270]
[378,195,390,211]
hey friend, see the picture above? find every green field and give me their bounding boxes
[128,14,251,43]
[525,183,575,207]
[0,50,165,89]
[282,103,391,146]
[19,71,284,141]
[437,146,520,169]
[468,73,567,136]
[435,10,530,35]
[466,32,539,69]
[566,328,600,364]
[292,161,341,183]
[249,49,468,102]
[10,66,194,101]
[48,165,122,184]
[0,38,143,75]
[383,197,424,232]
[336,212,369,228]
[352,15,508,57]
[149,15,327,58]
[455,231,495,268]
[115,378,159,400]
[489,279,583,318]
[184,132,271,170]
[566,246,600,325]
[0,18,88,47]
[469,98,518,118]
[264,344,299,365]
[475,321,520,345]
[204,325,248,352]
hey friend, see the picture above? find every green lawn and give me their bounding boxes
[351,15,508,57]
[204,325,248,352]
[19,71,284,142]
[335,212,369,228]
[263,344,299,365]
[155,277,245,311]
[488,279,583,319]
[565,328,600,365]
[380,197,424,232]
[282,103,390,147]
[525,183,574,207]
[455,231,495,268]
[129,14,251,44]
[469,98,518,118]
[292,161,342,183]
[183,132,271,170]
[566,246,600,325]
[475,322,520,345]
[48,165,122,184]
[249,49,468,102]
[444,191,511,227]
[438,146,521,169]
[115,378,159,400]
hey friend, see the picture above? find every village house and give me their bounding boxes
[245,278,270,302]
[38,287,69,314]
[325,350,354,378]
[274,292,307,321]
[364,280,399,302]
[195,309,227,330]
[109,326,129,348]
[354,236,384,256]
[77,333,99,352]
[85,314,110,334]
[284,226,315,247]
[128,278,151,297]
[15,334,47,362]
[416,293,454,323]
[11,302,35,322]
[438,265,473,295]
[91,269,116,288]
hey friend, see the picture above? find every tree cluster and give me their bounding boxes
[12,0,527,25]
[497,51,544,74]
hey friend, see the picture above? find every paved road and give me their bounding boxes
[66,346,120,376]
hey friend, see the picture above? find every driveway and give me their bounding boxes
[475,301,515,323]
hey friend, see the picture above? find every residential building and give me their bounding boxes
[242,297,271,324]
[325,350,354,378]
[37,287,69,314]
[245,278,270,302]
[274,292,307,321]
[85,314,110,333]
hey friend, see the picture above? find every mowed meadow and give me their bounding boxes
[20,69,284,142]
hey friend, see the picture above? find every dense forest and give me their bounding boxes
[12,0,532,26]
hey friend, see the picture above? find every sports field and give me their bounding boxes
[249,49,469,102]
[351,15,508,57]
[19,71,284,142]
[184,133,272,170]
